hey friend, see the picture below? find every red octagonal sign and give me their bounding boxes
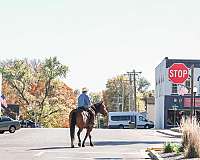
[168,63,189,84]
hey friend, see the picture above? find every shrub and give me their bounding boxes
[163,142,181,154]
[181,117,200,158]
[164,142,174,153]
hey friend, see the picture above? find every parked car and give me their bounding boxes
[0,116,21,134]
[20,120,36,128]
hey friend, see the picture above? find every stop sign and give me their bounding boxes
[168,63,189,84]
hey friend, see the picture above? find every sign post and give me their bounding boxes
[0,73,2,115]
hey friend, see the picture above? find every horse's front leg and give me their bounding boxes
[82,128,92,147]
[77,128,83,147]
[89,133,94,147]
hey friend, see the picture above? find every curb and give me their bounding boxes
[156,130,182,138]
[148,150,164,160]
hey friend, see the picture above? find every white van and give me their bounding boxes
[108,112,154,129]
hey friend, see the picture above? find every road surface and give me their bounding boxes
[0,128,181,160]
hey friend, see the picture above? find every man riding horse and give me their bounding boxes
[77,87,94,127]
[69,88,108,148]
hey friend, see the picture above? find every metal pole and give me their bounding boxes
[0,73,2,116]
[127,72,132,111]
[190,64,194,118]
[194,92,196,116]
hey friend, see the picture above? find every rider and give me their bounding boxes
[77,87,94,127]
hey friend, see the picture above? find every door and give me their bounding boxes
[136,115,148,128]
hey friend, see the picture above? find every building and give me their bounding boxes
[155,57,200,129]
[146,96,155,122]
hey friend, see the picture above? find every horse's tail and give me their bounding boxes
[69,110,76,147]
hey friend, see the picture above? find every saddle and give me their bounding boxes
[77,107,95,127]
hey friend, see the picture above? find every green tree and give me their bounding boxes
[89,92,102,104]
[103,74,151,112]
[103,75,130,112]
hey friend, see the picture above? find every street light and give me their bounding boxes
[193,86,197,116]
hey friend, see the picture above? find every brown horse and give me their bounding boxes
[69,101,108,148]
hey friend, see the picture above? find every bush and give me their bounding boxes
[181,117,200,158]
[173,144,181,154]
[163,142,181,154]
[164,142,174,153]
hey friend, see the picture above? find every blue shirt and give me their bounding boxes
[78,93,91,108]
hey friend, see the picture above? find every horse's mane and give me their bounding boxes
[90,102,101,113]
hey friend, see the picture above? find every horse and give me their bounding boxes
[69,101,108,148]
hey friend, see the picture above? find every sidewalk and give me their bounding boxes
[156,129,182,138]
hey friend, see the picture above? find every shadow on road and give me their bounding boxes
[28,140,180,151]
[94,140,177,146]
[28,146,76,151]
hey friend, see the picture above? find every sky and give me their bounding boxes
[1,0,200,92]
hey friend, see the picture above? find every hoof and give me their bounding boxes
[82,144,85,147]
[90,143,94,147]
[71,145,75,148]
[78,142,81,147]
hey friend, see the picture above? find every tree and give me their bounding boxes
[0,57,75,127]
[137,77,150,93]
[103,75,130,112]
[89,92,102,104]
[103,74,151,112]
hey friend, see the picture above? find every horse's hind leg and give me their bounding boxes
[77,128,83,147]
[82,128,92,147]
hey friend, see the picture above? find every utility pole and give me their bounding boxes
[126,70,141,112]
[127,72,133,111]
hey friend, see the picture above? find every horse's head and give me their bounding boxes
[94,101,108,116]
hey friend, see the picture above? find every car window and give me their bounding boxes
[1,117,12,122]
[139,116,147,122]
[111,116,131,121]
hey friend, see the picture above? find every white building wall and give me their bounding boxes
[155,59,166,129]
[147,104,155,122]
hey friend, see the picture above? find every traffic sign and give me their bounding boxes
[168,63,189,84]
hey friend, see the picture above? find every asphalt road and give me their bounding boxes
[0,128,181,160]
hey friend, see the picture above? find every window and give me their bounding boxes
[111,116,120,121]
[111,116,131,121]
[1,117,11,122]
[172,84,177,94]
[139,116,147,122]
[185,80,191,93]
[120,116,131,121]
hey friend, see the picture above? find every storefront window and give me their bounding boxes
[172,84,177,94]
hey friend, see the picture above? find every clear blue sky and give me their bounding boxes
[1,0,200,92]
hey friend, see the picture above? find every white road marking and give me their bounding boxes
[57,157,92,159]
[34,151,44,157]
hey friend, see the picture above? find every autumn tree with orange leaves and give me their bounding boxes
[0,57,76,127]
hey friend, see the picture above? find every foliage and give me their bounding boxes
[89,92,102,104]
[164,142,174,153]
[103,74,151,112]
[103,75,130,112]
[0,57,76,127]
[163,142,181,154]
[137,77,150,93]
